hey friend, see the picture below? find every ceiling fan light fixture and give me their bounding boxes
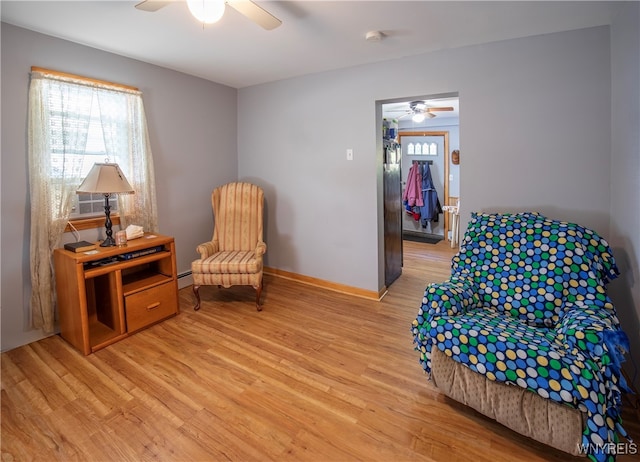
[187,0,226,24]
[365,30,383,42]
[412,113,425,123]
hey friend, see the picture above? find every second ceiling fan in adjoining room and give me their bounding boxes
[400,101,454,123]
[135,0,282,30]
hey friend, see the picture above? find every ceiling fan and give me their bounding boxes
[135,0,282,30]
[391,100,454,121]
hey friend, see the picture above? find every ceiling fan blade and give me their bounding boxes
[135,0,172,12]
[227,0,282,30]
[425,107,454,112]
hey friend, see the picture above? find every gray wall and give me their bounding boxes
[239,26,612,290]
[1,23,238,351]
[609,2,640,387]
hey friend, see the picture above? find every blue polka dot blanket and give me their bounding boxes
[411,212,633,461]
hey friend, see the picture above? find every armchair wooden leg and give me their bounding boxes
[255,283,263,311]
[193,285,201,311]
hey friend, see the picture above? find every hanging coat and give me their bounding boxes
[419,162,443,226]
[402,161,424,207]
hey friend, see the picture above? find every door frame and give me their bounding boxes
[397,130,450,239]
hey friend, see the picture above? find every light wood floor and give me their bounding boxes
[2,240,639,461]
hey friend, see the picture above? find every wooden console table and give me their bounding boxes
[53,233,179,355]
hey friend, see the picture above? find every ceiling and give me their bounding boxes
[1,1,616,89]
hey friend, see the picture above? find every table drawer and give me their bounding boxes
[125,281,177,332]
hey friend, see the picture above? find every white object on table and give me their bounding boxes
[125,224,144,240]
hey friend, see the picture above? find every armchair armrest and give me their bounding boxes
[420,272,481,319]
[412,272,481,374]
[555,302,630,389]
[413,272,480,344]
[554,301,633,450]
[255,241,267,258]
[555,301,619,354]
[195,240,219,259]
[556,301,630,391]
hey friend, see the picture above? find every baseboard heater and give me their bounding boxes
[178,271,192,279]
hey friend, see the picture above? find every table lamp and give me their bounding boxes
[76,163,135,247]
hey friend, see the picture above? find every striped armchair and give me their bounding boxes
[191,182,267,311]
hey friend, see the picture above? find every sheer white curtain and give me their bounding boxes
[96,89,158,232]
[28,70,158,333]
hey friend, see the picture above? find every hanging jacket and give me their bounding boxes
[419,163,442,225]
[402,161,424,207]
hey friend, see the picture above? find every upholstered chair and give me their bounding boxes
[191,182,267,311]
[412,212,631,460]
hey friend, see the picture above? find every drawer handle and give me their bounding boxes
[146,302,161,311]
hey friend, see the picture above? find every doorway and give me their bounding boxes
[379,94,460,290]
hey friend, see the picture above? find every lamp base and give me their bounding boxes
[100,236,116,247]
[101,193,116,247]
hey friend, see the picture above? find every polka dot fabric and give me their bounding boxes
[412,213,632,461]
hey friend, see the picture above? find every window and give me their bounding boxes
[28,67,158,332]
[44,75,131,219]
[47,87,123,218]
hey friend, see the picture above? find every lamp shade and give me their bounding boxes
[76,163,135,195]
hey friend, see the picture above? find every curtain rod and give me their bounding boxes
[30,66,139,92]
